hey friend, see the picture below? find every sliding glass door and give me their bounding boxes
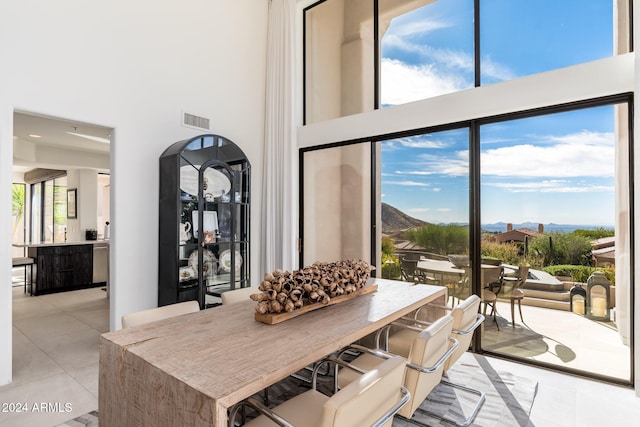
[478,101,632,383]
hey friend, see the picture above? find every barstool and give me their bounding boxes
[12,257,35,295]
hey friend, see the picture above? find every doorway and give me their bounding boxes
[11,111,112,397]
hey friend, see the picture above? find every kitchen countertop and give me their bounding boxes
[25,240,110,248]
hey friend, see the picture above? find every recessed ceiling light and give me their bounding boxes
[28,134,41,138]
[66,131,110,144]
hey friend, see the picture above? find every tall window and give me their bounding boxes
[380,128,469,225]
[301,0,633,384]
[480,0,615,85]
[380,0,474,106]
[304,0,375,124]
[304,0,627,117]
[31,176,67,244]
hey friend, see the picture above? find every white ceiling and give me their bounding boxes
[13,112,112,172]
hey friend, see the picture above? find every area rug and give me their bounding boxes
[56,410,98,427]
[263,355,537,427]
[394,358,538,427]
[58,357,537,427]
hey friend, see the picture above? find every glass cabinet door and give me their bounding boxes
[159,134,250,309]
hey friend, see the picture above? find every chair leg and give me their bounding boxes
[518,299,524,322]
[23,265,27,293]
[510,299,515,327]
[411,379,486,427]
[490,303,500,331]
[29,264,34,296]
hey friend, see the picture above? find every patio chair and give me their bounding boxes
[400,256,421,283]
[448,266,471,307]
[481,265,504,329]
[496,265,530,327]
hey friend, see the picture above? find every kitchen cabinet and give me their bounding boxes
[27,244,97,295]
[159,134,251,309]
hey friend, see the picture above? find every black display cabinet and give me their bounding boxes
[159,134,250,309]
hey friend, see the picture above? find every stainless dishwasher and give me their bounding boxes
[93,243,109,293]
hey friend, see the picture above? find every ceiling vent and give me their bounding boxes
[182,112,210,131]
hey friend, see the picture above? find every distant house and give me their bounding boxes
[592,236,616,267]
[488,223,543,244]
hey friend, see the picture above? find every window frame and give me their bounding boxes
[298,92,635,386]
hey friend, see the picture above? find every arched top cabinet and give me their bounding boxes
[159,134,250,309]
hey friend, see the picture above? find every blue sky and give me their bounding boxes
[380,0,617,226]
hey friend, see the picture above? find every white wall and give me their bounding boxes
[66,169,99,242]
[0,0,268,385]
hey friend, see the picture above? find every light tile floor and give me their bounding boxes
[1,286,638,426]
[0,286,107,427]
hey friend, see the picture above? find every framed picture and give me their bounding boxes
[67,189,77,218]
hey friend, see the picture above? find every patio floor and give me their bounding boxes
[481,301,631,381]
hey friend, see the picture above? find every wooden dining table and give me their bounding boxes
[98,278,447,426]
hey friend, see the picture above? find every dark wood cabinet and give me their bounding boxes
[28,244,94,295]
[159,134,251,309]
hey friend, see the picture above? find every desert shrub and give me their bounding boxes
[405,224,469,255]
[528,232,592,266]
[381,254,401,279]
[572,227,615,240]
[480,240,521,265]
[542,264,615,285]
[381,236,395,256]
[381,236,401,279]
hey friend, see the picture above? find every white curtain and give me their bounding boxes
[261,0,297,274]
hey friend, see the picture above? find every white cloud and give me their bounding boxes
[486,180,613,193]
[391,149,469,178]
[382,36,473,73]
[385,180,430,187]
[433,188,441,192]
[548,130,614,146]
[481,131,615,178]
[385,135,448,149]
[408,207,431,213]
[481,55,517,82]
[437,208,452,212]
[387,19,450,38]
[397,170,433,176]
[380,58,469,105]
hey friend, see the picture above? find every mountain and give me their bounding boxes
[381,203,427,234]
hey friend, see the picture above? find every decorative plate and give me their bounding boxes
[188,249,217,275]
[179,266,196,281]
[180,165,231,198]
[219,249,242,273]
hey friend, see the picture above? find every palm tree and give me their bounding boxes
[12,184,25,238]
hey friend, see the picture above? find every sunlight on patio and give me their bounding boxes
[481,301,630,381]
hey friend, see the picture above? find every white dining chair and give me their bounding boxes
[228,355,410,427]
[221,286,256,305]
[336,314,458,426]
[121,300,199,329]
